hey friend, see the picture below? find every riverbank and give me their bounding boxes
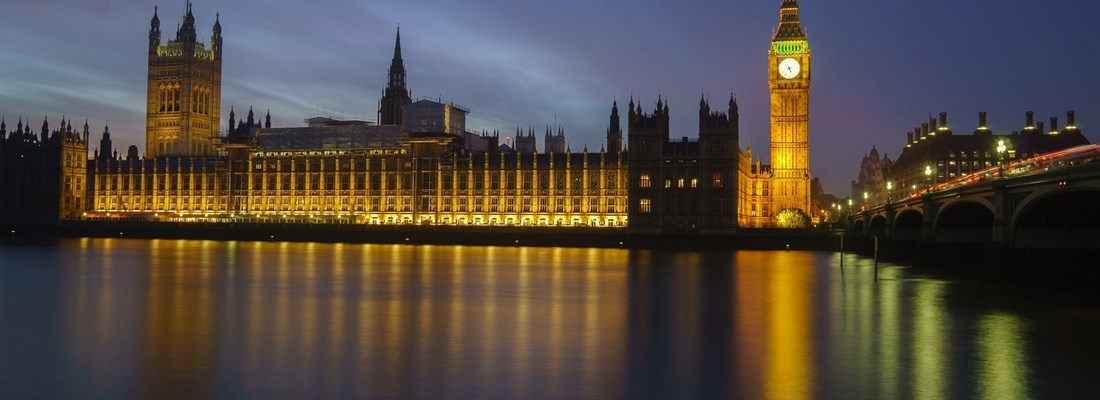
[2,221,840,251]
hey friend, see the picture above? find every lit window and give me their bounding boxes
[639,173,651,188]
[691,178,698,188]
[640,198,651,214]
[711,173,723,188]
[677,178,684,188]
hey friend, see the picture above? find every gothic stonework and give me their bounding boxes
[145,3,222,157]
[768,0,811,216]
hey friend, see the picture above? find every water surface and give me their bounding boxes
[1,238,1097,399]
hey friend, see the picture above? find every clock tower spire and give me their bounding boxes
[768,0,812,220]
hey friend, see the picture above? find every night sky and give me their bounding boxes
[1,0,1098,195]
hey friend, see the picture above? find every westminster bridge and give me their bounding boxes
[846,145,1100,267]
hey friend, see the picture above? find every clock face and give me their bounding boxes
[779,58,800,79]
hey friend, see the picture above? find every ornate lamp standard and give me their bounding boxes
[996,139,1007,177]
[886,181,893,204]
[924,165,933,190]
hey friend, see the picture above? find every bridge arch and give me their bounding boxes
[850,219,865,235]
[893,209,923,240]
[1013,189,1100,249]
[934,200,995,244]
[869,215,887,238]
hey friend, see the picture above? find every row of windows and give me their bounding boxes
[638,172,725,189]
[97,170,627,192]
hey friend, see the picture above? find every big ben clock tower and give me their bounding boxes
[768,0,811,218]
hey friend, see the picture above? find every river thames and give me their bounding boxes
[1,238,1098,399]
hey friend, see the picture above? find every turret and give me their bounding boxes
[98,125,112,160]
[40,116,49,143]
[606,101,622,153]
[178,1,197,43]
[228,106,236,133]
[212,13,223,58]
[149,6,161,56]
[729,94,740,140]
[265,109,271,129]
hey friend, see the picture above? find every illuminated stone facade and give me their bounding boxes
[83,1,819,231]
[145,4,222,157]
[89,109,628,227]
[766,0,812,217]
[0,117,89,223]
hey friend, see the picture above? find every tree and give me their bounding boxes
[775,208,810,229]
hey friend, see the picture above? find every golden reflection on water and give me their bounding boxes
[913,283,949,400]
[37,239,1058,398]
[733,251,816,400]
[978,313,1029,400]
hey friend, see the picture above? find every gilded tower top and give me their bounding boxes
[773,0,806,41]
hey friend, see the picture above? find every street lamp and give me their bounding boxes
[996,139,1007,177]
[886,181,893,203]
[924,164,933,189]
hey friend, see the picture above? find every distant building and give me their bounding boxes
[513,128,537,154]
[888,111,1089,194]
[0,117,89,223]
[544,127,566,154]
[850,146,892,206]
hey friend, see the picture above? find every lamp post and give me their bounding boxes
[996,139,1007,177]
[886,181,893,204]
[924,165,933,190]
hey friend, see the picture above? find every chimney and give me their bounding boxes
[1067,111,1077,128]
[939,112,948,129]
[979,112,987,128]
[921,123,929,138]
[1050,117,1059,134]
[1025,111,1035,128]
[1037,121,1045,134]
[907,132,914,143]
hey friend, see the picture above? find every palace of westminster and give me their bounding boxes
[0,1,817,230]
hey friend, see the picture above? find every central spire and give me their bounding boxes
[393,26,402,60]
[378,26,412,125]
[388,27,406,89]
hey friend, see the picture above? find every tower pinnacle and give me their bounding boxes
[378,26,411,125]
